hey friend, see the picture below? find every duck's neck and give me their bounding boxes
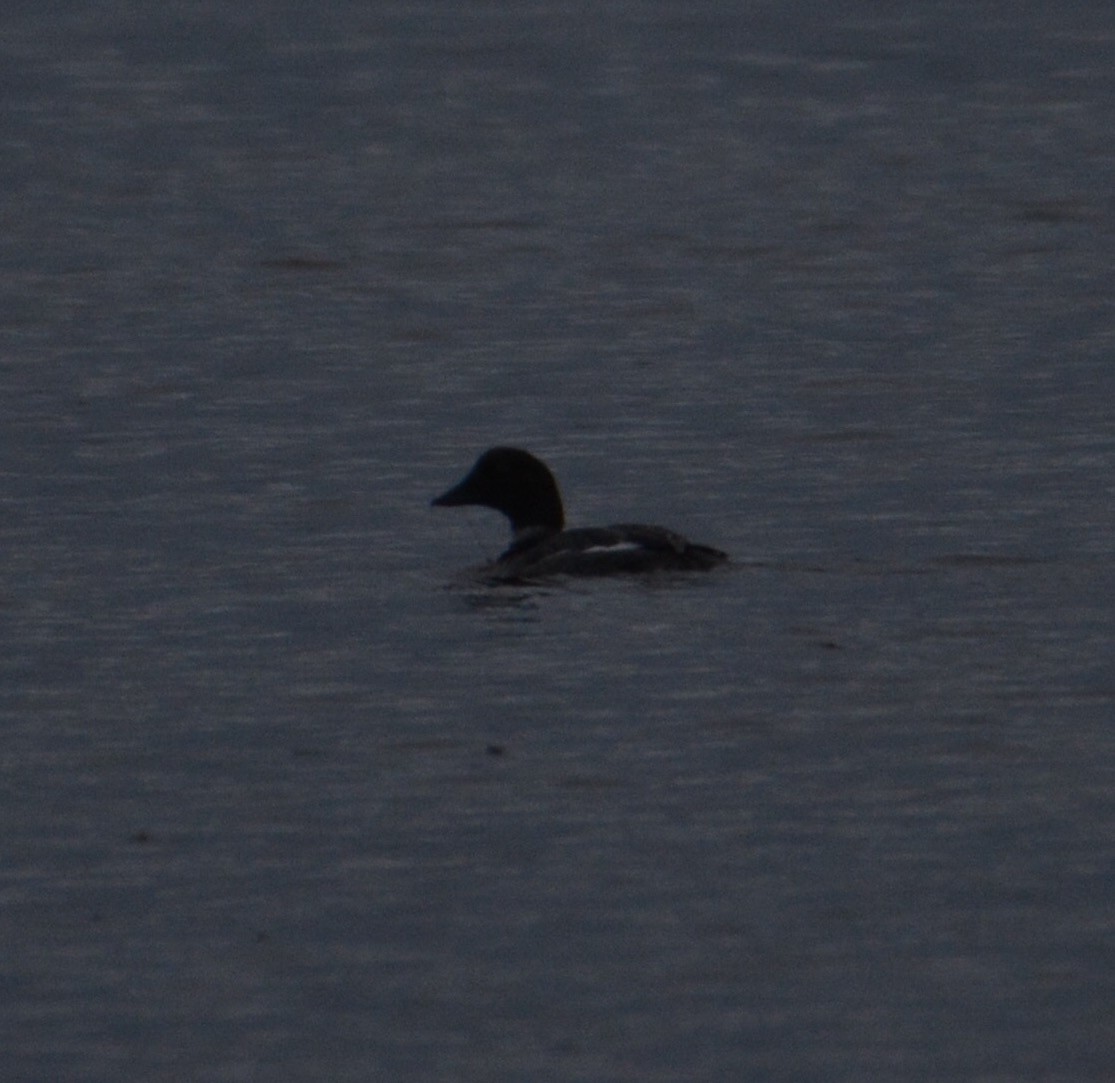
[500,524,558,559]
[514,524,557,544]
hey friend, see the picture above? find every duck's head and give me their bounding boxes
[432,447,566,534]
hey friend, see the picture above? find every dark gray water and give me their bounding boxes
[3,2,1113,1079]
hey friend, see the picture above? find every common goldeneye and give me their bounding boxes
[432,447,728,580]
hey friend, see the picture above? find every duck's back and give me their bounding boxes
[492,523,728,579]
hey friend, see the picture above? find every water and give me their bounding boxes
[2,2,1113,1079]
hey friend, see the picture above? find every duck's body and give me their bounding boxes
[432,447,727,580]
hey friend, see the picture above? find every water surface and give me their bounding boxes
[2,2,1113,1079]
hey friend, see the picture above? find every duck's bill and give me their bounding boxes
[431,480,472,507]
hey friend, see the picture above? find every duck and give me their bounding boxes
[432,447,728,580]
